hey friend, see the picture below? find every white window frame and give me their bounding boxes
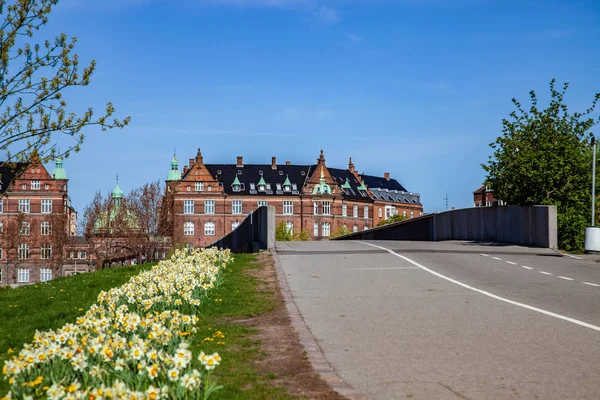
[257,200,268,207]
[232,200,243,215]
[378,208,383,218]
[364,206,369,219]
[0,221,3,233]
[31,180,40,190]
[17,268,29,283]
[322,223,330,237]
[204,222,216,236]
[204,200,215,214]
[323,201,331,216]
[353,225,358,233]
[314,201,319,215]
[40,268,52,282]
[314,222,319,237]
[283,201,293,215]
[41,244,52,260]
[79,251,87,259]
[353,205,358,218]
[410,211,414,218]
[342,203,347,217]
[183,200,195,214]
[41,199,52,214]
[232,221,240,231]
[18,243,29,260]
[20,221,30,235]
[41,221,51,236]
[364,226,369,231]
[184,221,194,236]
[0,199,3,213]
[285,221,294,235]
[19,199,30,213]
[195,182,204,191]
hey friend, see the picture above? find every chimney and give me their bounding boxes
[384,172,390,180]
[183,166,189,174]
[286,161,291,166]
[195,148,203,164]
[271,157,277,169]
[348,157,355,173]
[237,156,243,167]
[189,159,194,168]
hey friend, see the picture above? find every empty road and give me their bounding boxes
[276,240,600,400]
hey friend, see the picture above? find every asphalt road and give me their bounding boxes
[276,240,600,400]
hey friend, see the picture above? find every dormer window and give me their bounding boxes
[259,170,263,175]
[266,184,271,190]
[233,185,240,192]
[292,184,297,190]
[284,185,291,192]
[258,185,265,192]
[276,183,282,190]
[279,171,283,175]
[250,183,256,190]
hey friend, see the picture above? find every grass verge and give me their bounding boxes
[1,253,301,399]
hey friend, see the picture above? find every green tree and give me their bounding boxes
[275,221,293,241]
[0,0,129,163]
[293,229,311,241]
[483,80,600,252]
[329,225,349,239]
[377,214,408,227]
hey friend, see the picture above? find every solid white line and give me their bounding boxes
[558,276,574,281]
[583,282,600,287]
[492,257,502,260]
[539,271,553,275]
[356,241,600,333]
[506,261,517,265]
[351,267,420,270]
[521,266,533,270]
[480,254,489,257]
[566,254,583,260]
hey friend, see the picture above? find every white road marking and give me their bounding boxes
[492,257,502,260]
[521,266,533,270]
[539,271,553,275]
[565,254,583,260]
[506,261,517,265]
[480,254,489,257]
[583,282,600,287]
[356,241,600,333]
[558,276,574,281]
[351,267,419,270]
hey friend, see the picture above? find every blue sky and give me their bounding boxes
[37,0,600,213]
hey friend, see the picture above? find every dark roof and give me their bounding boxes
[328,168,373,202]
[370,187,421,204]
[360,174,407,192]
[204,164,313,196]
[473,185,486,194]
[0,162,29,194]
[67,236,88,244]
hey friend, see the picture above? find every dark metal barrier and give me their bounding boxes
[206,206,275,253]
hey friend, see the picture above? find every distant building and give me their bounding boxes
[163,149,424,247]
[473,185,505,207]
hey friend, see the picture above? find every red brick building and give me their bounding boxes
[164,149,424,247]
[473,185,504,207]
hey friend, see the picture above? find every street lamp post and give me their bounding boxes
[585,135,600,253]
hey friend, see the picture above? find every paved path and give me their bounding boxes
[276,240,600,400]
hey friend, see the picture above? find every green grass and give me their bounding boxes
[0,253,301,399]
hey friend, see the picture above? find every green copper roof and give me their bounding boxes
[312,166,332,195]
[52,157,67,180]
[283,175,291,187]
[357,181,367,191]
[112,180,124,199]
[167,156,181,181]
[341,177,352,190]
[258,176,266,186]
[232,175,241,186]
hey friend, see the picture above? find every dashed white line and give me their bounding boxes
[357,241,600,332]
[521,266,533,270]
[558,276,574,281]
[539,271,553,275]
[351,267,420,270]
[480,254,489,257]
[506,261,517,265]
[583,282,600,287]
[492,257,502,261]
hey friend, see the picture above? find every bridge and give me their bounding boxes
[210,205,600,399]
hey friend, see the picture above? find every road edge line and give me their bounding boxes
[356,241,600,333]
[270,248,370,400]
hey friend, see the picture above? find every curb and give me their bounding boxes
[270,248,369,400]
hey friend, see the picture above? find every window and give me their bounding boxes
[276,183,282,191]
[232,200,242,215]
[378,208,383,218]
[403,210,406,217]
[18,244,29,260]
[323,201,331,215]
[364,206,369,219]
[20,222,30,235]
[40,268,52,282]
[17,268,29,283]
[31,180,40,190]
[45,185,49,190]
[41,244,52,259]
[0,248,2,260]
[285,221,294,235]
[183,200,194,214]
[322,223,330,237]
[184,221,194,236]
[342,203,347,217]
[207,186,212,191]
[292,184,297,190]
[195,182,204,191]
[41,221,51,235]
[284,184,291,192]
[0,200,3,213]
[258,201,268,207]
[232,221,240,231]
[41,199,52,213]
[283,201,293,215]
[486,201,491,206]
[314,222,319,237]
[364,226,369,231]
[258,184,266,192]
[204,222,215,236]
[22,184,26,190]
[410,211,414,218]
[79,251,87,259]
[250,183,255,190]
[314,201,319,215]
[19,199,30,213]
[204,200,215,214]
[187,186,191,191]
[233,184,241,192]
[353,225,358,233]
[266,184,271,190]
[353,205,358,218]
[0,222,3,233]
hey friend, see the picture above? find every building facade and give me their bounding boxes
[473,185,505,207]
[165,149,424,247]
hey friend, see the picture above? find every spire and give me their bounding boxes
[167,151,182,181]
[258,176,266,186]
[312,165,332,195]
[52,156,67,180]
[232,175,241,186]
[112,175,124,205]
[283,174,291,187]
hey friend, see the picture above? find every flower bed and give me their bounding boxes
[2,248,232,399]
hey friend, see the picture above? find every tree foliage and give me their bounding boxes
[329,225,350,239]
[293,229,311,241]
[483,80,600,251]
[0,0,129,164]
[275,221,293,241]
[377,214,408,227]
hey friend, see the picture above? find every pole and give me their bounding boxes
[593,138,597,227]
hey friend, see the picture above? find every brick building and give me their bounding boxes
[473,185,505,207]
[164,149,423,247]
[0,156,92,286]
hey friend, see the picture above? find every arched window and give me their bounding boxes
[184,222,194,236]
